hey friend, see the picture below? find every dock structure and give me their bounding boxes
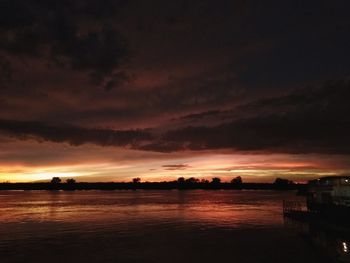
[283,200,303,214]
[284,176,350,222]
[282,200,310,220]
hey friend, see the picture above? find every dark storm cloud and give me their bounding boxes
[105,0,350,121]
[0,56,12,83]
[0,80,349,155]
[0,0,129,88]
[145,80,350,154]
[126,0,350,90]
[138,141,184,153]
[237,0,350,88]
[0,119,152,147]
[0,0,349,158]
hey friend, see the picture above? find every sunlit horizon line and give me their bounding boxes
[0,165,346,182]
[0,156,348,183]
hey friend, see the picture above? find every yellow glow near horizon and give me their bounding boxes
[0,162,136,182]
[0,153,348,183]
[0,168,85,182]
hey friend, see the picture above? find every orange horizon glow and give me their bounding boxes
[0,139,349,184]
[0,144,348,183]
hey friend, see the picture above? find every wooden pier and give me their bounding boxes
[283,199,350,225]
[283,200,304,214]
[282,200,315,221]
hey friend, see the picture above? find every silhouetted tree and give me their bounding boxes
[200,179,209,184]
[274,178,295,190]
[66,178,76,184]
[274,178,294,185]
[51,177,61,184]
[177,177,185,184]
[231,176,243,185]
[185,177,199,184]
[132,177,141,184]
[211,177,221,184]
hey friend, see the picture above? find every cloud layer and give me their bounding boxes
[0,81,349,155]
[0,0,129,89]
[155,81,350,154]
[0,119,151,147]
[0,1,349,181]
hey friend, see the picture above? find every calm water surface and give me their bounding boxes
[0,190,348,263]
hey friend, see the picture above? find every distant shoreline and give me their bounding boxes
[0,182,302,191]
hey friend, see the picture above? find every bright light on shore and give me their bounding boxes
[343,242,348,253]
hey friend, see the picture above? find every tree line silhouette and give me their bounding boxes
[0,176,299,191]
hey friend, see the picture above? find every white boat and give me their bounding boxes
[306,176,350,214]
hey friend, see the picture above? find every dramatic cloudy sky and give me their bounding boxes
[0,0,350,182]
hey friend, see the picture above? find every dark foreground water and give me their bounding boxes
[0,190,349,263]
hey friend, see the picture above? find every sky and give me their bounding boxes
[0,0,350,183]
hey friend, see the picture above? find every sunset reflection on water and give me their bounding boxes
[0,190,286,226]
[0,190,333,263]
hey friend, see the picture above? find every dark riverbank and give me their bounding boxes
[0,182,303,191]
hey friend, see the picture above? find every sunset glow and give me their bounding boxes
[0,1,349,185]
[1,2,350,263]
[0,142,348,183]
